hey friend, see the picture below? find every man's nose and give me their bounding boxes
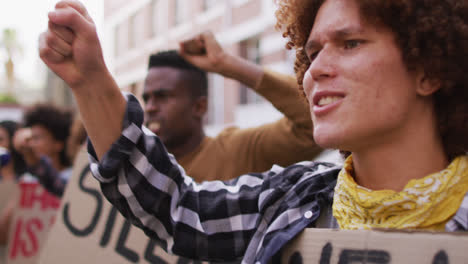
[144,97,159,112]
[309,47,337,81]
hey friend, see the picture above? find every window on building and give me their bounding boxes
[175,0,189,25]
[239,37,264,105]
[128,13,136,49]
[114,22,127,56]
[205,74,225,126]
[203,0,218,11]
[150,0,159,37]
[114,24,120,57]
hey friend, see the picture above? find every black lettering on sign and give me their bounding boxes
[288,252,303,264]
[115,220,139,262]
[338,249,390,264]
[319,242,332,264]
[432,250,449,264]
[100,206,119,247]
[144,239,168,264]
[63,165,103,236]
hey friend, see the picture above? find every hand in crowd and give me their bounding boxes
[39,0,126,159]
[38,0,108,90]
[179,31,228,75]
[180,31,263,89]
[12,128,39,167]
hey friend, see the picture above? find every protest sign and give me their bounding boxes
[39,148,205,264]
[281,228,468,263]
[7,181,60,264]
[0,181,18,211]
[42,148,468,264]
[0,180,19,262]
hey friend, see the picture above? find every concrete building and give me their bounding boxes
[102,0,296,134]
[44,70,75,108]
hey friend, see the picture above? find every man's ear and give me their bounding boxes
[417,74,441,96]
[192,96,208,119]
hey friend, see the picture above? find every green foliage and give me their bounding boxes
[0,93,18,104]
[1,28,18,51]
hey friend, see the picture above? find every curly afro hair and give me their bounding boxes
[275,0,468,159]
[24,104,73,167]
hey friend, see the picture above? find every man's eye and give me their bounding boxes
[157,94,169,100]
[308,51,319,62]
[344,40,362,50]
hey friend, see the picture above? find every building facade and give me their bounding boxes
[102,0,296,134]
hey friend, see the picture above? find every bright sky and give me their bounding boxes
[0,0,103,88]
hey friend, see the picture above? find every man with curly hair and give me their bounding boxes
[39,0,468,263]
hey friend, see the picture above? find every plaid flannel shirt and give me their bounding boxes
[88,93,468,264]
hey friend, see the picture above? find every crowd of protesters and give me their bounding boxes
[0,99,92,260]
[0,0,466,263]
[38,0,468,263]
[0,20,323,262]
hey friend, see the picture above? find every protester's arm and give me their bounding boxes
[12,128,40,167]
[28,157,67,197]
[231,70,320,168]
[180,31,264,89]
[13,128,67,197]
[179,32,307,127]
[38,1,270,261]
[181,32,320,167]
[39,0,125,160]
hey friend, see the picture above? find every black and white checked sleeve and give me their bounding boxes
[446,192,468,231]
[87,93,277,261]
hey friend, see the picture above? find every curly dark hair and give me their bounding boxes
[24,104,73,167]
[148,50,208,98]
[275,0,468,159]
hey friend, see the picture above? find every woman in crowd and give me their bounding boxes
[0,120,27,248]
[0,120,26,181]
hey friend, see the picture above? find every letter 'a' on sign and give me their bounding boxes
[282,229,468,263]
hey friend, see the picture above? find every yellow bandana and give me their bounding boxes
[333,155,468,230]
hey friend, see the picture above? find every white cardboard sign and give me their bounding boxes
[39,148,205,264]
[7,182,60,264]
[281,228,468,263]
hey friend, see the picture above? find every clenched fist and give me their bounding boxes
[39,0,108,90]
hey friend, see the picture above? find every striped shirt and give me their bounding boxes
[88,93,468,264]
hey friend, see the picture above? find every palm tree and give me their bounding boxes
[0,28,22,95]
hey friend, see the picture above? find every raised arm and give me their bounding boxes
[181,32,320,168]
[38,0,125,160]
[180,31,264,89]
[13,128,67,197]
[179,32,308,128]
[37,1,265,261]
